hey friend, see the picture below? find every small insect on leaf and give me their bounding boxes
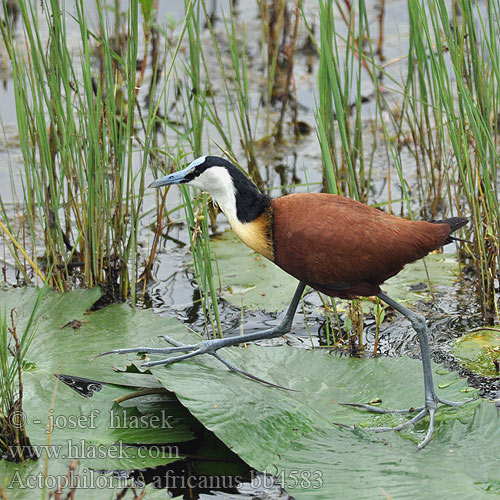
[60,319,86,330]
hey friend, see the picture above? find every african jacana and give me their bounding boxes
[104,155,471,449]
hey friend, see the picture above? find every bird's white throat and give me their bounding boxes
[190,166,239,224]
[189,165,273,260]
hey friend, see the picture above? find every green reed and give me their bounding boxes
[0,0,161,302]
[314,0,386,348]
[405,0,500,316]
[179,0,223,337]
[201,1,264,190]
[313,0,500,318]
[315,0,373,202]
[2,0,500,323]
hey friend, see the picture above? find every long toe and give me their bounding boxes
[344,401,442,450]
[416,407,436,451]
[95,345,196,357]
[365,408,429,434]
[341,402,425,415]
[141,349,205,367]
[437,397,479,407]
[161,335,188,347]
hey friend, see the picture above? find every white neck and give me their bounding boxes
[188,164,274,260]
[189,166,239,224]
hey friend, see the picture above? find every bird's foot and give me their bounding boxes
[96,335,292,390]
[340,396,478,450]
[96,335,214,366]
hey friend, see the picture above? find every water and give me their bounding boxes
[0,1,497,498]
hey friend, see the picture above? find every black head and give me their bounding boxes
[150,156,271,223]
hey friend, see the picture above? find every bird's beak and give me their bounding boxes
[149,166,192,188]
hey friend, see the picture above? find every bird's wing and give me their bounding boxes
[272,194,448,292]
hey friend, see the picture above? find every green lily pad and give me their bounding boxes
[273,401,500,499]
[2,287,498,500]
[140,338,497,500]
[452,328,500,377]
[22,373,190,469]
[0,285,190,382]
[140,336,482,461]
[0,372,192,499]
[0,287,198,499]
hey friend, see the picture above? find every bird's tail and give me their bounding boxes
[429,216,469,243]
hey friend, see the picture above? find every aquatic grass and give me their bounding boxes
[1,0,500,324]
[312,0,428,214]
[314,0,500,318]
[222,7,264,189]
[128,0,225,334]
[172,0,223,338]
[372,297,385,356]
[315,0,381,202]
[315,0,391,341]
[0,0,167,302]
[162,0,305,338]
[181,187,223,338]
[395,0,452,219]
[200,1,264,190]
[403,0,500,317]
[0,284,46,461]
[0,217,46,283]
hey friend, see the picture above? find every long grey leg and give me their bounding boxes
[377,292,437,407]
[344,291,475,450]
[376,292,438,449]
[97,282,306,366]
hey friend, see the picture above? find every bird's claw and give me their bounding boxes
[96,335,294,391]
[341,396,478,450]
[139,336,222,367]
[97,335,218,368]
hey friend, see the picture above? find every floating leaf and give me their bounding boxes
[2,287,497,500]
[143,339,497,499]
[0,287,197,499]
[452,328,500,377]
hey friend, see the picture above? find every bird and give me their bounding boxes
[103,155,471,449]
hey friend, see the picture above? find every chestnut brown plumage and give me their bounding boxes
[102,155,472,450]
[271,193,466,299]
